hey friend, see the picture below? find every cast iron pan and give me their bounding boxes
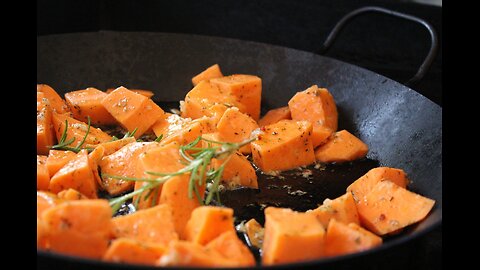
[36,8,441,270]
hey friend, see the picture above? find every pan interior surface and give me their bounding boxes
[37,31,442,268]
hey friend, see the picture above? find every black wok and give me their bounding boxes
[37,29,441,269]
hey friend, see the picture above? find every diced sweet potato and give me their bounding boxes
[158,240,237,267]
[192,64,223,86]
[103,238,166,265]
[65,87,117,125]
[288,85,337,147]
[37,155,50,191]
[37,191,62,218]
[37,84,70,114]
[112,204,178,245]
[258,106,291,127]
[99,141,162,195]
[314,130,368,163]
[251,120,315,172]
[49,149,98,198]
[151,114,213,146]
[206,230,256,267]
[324,219,382,257]
[40,200,112,259]
[57,188,88,200]
[356,181,435,235]
[51,112,112,148]
[347,167,409,204]
[184,206,235,245]
[244,218,264,249]
[46,150,77,177]
[37,217,48,249]
[262,207,326,265]
[94,137,136,156]
[37,92,56,155]
[106,88,154,99]
[210,74,262,121]
[307,192,360,228]
[216,107,259,154]
[101,87,165,138]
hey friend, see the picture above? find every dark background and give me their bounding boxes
[37,0,442,269]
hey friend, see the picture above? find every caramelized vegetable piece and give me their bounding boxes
[101,87,165,138]
[37,84,70,114]
[112,204,178,245]
[159,240,238,267]
[46,150,77,176]
[40,200,112,259]
[37,191,62,218]
[37,155,50,191]
[99,142,162,196]
[184,206,235,245]
[151,113,213,146]
[210,74,262,121]
[216,107,259,154]
[192,64,224,86]
[347,167,409,204]
[258,106,291,127]
[307,192,360,228]
[262,207,326,265]
[356,181,435,235]
[37,92,56,155]
[206,230,256,267]
[324,219,382,257]
[106,88,154,99]
[244,218,264,249]
[57,188,88,200]
[251,120,315,172]
[288,85,337,147]
[314,130,369,163]
[49,149,98,198]
[103,238,166,265]
[65,87,117,125]
[51,112,112,148]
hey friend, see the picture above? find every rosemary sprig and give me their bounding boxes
[105,135,256,214]
[50,116,94,153]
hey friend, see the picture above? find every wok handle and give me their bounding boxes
[319,6,438,87]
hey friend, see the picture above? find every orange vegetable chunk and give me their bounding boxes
[216,107,259,154]
[324,219,382,257]
[37,92,56,155]
[356,180,435,235]
[103,238,166,265]
[151,113,213,146]
[206,230,256,267]
[37,191,62,218]
[49,149,98,198]
[37,84,70,114]
[106,88,154,98]
[288,85,337,147]
[101,86,165,138]
[307,191,360,228]
[258,106,291,127]
[192,64,223,86]
[244,218,264,249]
[210,74,262,121]
[251,120,315,172]
[184,206,235,245]
[262,207,326,265]
[37,155,50,191]
[112,204,178,245]
[65,87,117,125]
[57,188,88,200]
[46,150,77,176]
[314,130,369,163]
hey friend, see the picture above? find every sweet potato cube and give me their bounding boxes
[314,130,369,163]
[103,238,166,265]
[245,218,264,249]
[324,219,382,257]
[206,230,256,267]
[51,112,112,148]
[99,141,162,195]
[151,113,213,146]
[210,74,262,121]
[356,181,435,235]
[112,204,178,245]
[307,192,360,228]
[251,120,315,172]
[94,137,136,156]
[37,155,50,191]
[216,107,259,154]
[37,191,62,218]
[101,86,165,138]
[347,167,409,204]
[258,106,291,127]
[192,64,223,86]
[40,200,112,259]
[57,188,88,200]
[37,92,56,155]
[262,207,326,265]
[288,85,338,147]
[106,88,154,98]
[46,150,77,177]
[37,84,70,114]
[65,87,117,125]
[49,149,98,198]
[184,206,235,245]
